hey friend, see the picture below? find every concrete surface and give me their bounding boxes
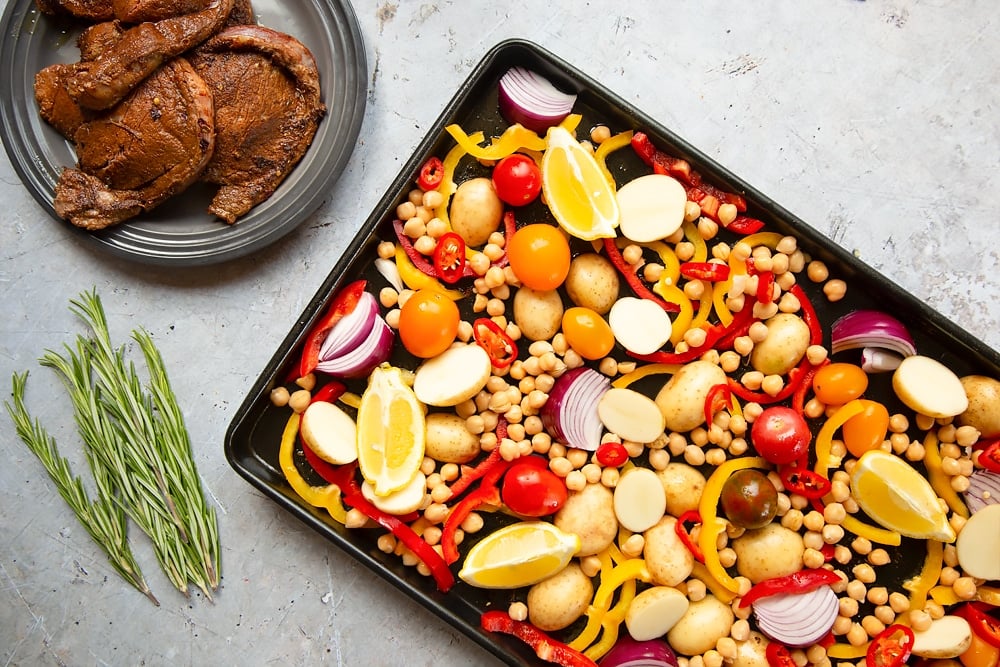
[2,1,998,665]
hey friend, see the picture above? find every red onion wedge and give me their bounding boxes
[316,311,394,379]
[861,347,904,373]
[541,367,610,452]
[600,635,678,667]
[319,290,379,361]
[964,469,1000,513]
[831,310,917,364]
[752,584,838,647]
[498,66,577,134]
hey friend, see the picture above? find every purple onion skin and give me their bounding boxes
[599,635,679,667]
[964,469,1000,513]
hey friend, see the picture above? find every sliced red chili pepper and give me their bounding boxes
[704,383,732,427]
[595,441,629,467]
[780,466,833,500]
[472,317,518,368]
[681,261,731,282]
[956,603,1000,648]
[791,284,823,346]
[432,231,466,284]
[739,568,841,608]
[602,238,680,314]
[727,215,766,235]
[416,156,444,191]
[975,439,1000,473]
[756,270,775,304]
[676,509,705,563]
[867,624,915,667]
[297,280,367,379]
[481,611,598,667]
[766,642,797,667]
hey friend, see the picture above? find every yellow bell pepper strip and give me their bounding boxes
[827,642,870,660]
[584,575,638,661]
[976,586,1000,607]
[568,557,650,653]
[444,123,545,162]
[568,548,615,651]
[813,400,902,546]
[699,456,769,593]
[558,113,583,134]
[593,129,634,189]
[639,240,681,286]
[393,245,464,299]
[929,585,961,606]
[903,538,943,613]
[653,280,694,345]
[278,413,348,524]
[923,431,970,518]
[689,284,715,333]
[433,130,483,225]
[611,362,683,389]
[690,561,737,604]
[683,220,708,263]
[738,231,784,251]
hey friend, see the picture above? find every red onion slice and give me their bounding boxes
[599,635,678,667]
[315,315,394,378]
[964,469,1000,513]
[319,291,379,362]
[540,367,610,451]
[831,310,917,359]
[498,66,577,134]
[752,585,838,647]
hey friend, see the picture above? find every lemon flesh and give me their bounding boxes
[541,126,619,241]
[458,521,581,589]
[356,365,425,497]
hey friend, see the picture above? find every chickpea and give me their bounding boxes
[823,279,847,302]
[846,580,867,601]
[853,564,877,584]
[807,260,829,282]
[953,577,977,600]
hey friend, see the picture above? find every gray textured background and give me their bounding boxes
[2,1,998,665]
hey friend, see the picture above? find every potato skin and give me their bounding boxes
[958,375,1000,438]
[643,516,694,586]
[449,177,503,246]
[666,595,735,656]
[732,523,804,583]
[513,287,564,341]
[526,563,593,631]
[656,462,707,516]
[732,631,771,667]
[750,313,810,376]
[655,360,727,432]
[424,412,480,463]
[554,483,618,556]
[564,253,619,314]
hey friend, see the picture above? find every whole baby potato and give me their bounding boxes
[732,523,804,583]
[655,360,727,432]
[513,287,564,341]
[554,483,618,556]
[564,253,620,314]
[732,632,771,667]
[526,563,593,631]
[957,375,1000,438]
[424,412,480,463]
[749,313,811,376]
[643,516,694,586]
[666,595,735,656]
[656,462,707,516]
[449,177,503,247]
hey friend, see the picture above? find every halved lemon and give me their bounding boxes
[356,364,425,497]
[541,126,620,241]
[458,521,581,589]
[850,449,956,542]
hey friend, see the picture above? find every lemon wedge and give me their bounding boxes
[541,126,620,241]
[850,449,956,542]
[356,364,425,497]
[458,521,581,589]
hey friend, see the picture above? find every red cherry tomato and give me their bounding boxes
[397,289,460,358]
[506,223,571,290]
[750,406,812,465]
[501,460,568,517]
[812,362,869,405]
[491,153,542,206]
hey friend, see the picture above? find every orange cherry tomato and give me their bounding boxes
[506,223,571,290]
[842,399,891,457]
[812,362,869,405]
[398,289,460,358]
[961,630,1000,667]
[561,307,615,360]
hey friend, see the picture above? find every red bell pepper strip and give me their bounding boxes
[441,456,514,564]
[756,270,775,304]
[595,441,629,468]
[974,439,1000,473]
[394,213,515,281]
[956,604,1000,648]
[630,132,694,185]
[481,611,598,667]
[704,383,732,427]
[632,297,757,365]
[791,284,823,346]
[310,381,347,405]
[766,642,797,667]
[675,509,705,563]
[472,317,518,368]
[792,359,828,418]
[602,238,680,314]
[297,280,367,379]
[728,362,809,405]
[432,231,466,284]
[714,297,759,351]
[417,156,444,191]
[867,624,915,667]
[681,261,731,282]
[780,466,833,500]
[739,568,841,608]
[448,418,509,498]
[727,215,766,235]
[820,544,837,562]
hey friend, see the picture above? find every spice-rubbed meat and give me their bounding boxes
[66,0,234,110]
[188,25,324,223]
[53,57,215,230]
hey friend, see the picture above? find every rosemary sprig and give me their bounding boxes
[4,371,158,605]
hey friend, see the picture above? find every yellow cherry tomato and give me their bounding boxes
[961,631,1000,667]
[812,362,869,405]
[507,223,571,290]
[561,307,615,360]
[842,399,891,457]
[398,289,460,358]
